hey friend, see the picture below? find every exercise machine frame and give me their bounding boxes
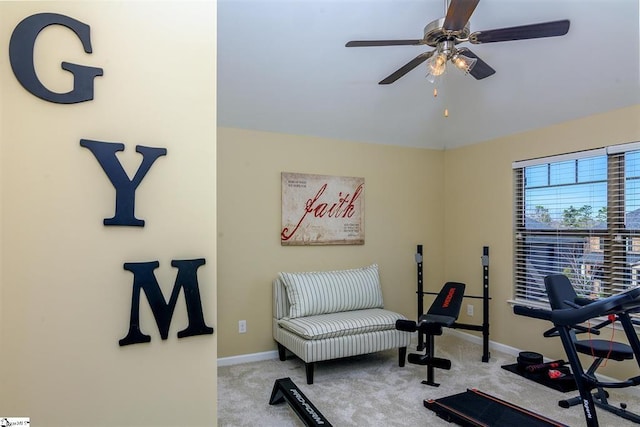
[514,285,640,427]
[415,245,491,362]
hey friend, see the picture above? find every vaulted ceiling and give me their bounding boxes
[218,0,640,150]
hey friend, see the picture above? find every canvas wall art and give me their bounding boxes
[281,172,364,245]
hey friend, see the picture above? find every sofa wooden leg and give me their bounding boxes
[277,343,287,361]
[305,362,314,384]
[399,346,407,367]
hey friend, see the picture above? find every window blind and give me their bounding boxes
[513,142,640,305]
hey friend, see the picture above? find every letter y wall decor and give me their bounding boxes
[281,172,364,245]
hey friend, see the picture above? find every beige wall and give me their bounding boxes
[0,2,217,426]
[217,128,444,357]
[443,104,640,379]
[218,106,640,382]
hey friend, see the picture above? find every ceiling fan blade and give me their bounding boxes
[469,19,570,44]
[443,0,480,32]
[457,48,495,80]
[346,40,423,47]
[379,51,434,85]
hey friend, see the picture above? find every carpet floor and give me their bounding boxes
[218,331,640,426]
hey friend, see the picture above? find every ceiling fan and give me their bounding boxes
[345,0,570,84]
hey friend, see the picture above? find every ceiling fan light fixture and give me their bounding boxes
[452,52,477,73]
[428,52,447,76]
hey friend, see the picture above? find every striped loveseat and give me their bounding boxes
[272,264,412,384]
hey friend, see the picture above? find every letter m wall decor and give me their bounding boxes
[281,172,364,246]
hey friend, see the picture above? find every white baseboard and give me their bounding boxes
[217,350,278,367]
[216,330,516,368]
[445,328,523,358]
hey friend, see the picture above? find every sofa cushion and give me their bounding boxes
[277,308,405,340]
[279,264,384,318]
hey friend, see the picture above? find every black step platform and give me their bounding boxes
[425,388,568,427]
[269,377,332,426]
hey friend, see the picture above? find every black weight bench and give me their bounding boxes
[396,281,465,386]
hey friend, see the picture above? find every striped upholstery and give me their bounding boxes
[273,274,412,365]
[274,322,411,363]
[273,318,411,364]
[278,308,404,340]
[279,264,383,318]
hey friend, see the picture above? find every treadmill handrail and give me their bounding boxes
[550,287,640,326]
[513,304,552,321]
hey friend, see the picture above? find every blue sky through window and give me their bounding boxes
[627,152,640,213]
[525,152,640,228]
[525,156,607,227]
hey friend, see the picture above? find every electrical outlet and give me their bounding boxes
[238,320,247,333]
[467,304,474,316]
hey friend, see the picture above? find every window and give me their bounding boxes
[513,142,640,305]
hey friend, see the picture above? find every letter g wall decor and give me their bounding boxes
[8,12,214,346]
[9,13,103,104]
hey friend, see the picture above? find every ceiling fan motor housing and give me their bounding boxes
[423,17,470,47]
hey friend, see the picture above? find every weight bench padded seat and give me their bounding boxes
[574,340,633,361]
[418,281,466,329]
[273,264,412,384]
[419,314,457,328]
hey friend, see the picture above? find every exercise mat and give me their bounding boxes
[501,362,577,393]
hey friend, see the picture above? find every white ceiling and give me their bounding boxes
[217,0,640,150]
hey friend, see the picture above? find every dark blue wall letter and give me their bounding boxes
[9,13,103,104]
[119,259,214,346]
[80,139,167,226]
